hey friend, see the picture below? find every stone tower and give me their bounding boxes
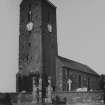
[16,0,58,92]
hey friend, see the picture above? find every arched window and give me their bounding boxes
[62,67,68,91]
[78,75,81,88]
[87,77,90,91]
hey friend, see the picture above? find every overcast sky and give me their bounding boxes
[0,0,105,92]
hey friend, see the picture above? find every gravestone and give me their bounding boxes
[39,77,42,103]
[17,92,22,104]
[32,77,37,104]
[67,79,72,92]
[46,77,53,103]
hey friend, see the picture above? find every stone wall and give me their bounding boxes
[41,0,58,87]
[18,0,58,92]
[54,91,103,104]
[9,93,32,103]
[0,91,103,104]
[56,57,63,92]
[18,0,42,92]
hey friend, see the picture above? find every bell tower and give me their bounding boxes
[17,0,58,92]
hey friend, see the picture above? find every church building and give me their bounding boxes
[16,0,100,93]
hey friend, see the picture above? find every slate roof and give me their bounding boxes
[58,56,99,76]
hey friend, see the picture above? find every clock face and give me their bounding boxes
[47,24,52,32]
[26,22,33,31]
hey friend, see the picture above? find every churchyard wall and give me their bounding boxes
[0,91,103,104]
[54,91,103,104]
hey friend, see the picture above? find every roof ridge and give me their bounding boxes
[58,56,99,76]
[58,56,85,65]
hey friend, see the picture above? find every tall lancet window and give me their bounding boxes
[47,8,52,33]
[28,4,32,22]
[48,9,50,23]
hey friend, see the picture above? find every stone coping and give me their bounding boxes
[54,90,103,93]
[0,90,103,95]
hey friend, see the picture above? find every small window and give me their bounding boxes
[31,56,33,60]
[26,55,29,61]
[28,42,31,47]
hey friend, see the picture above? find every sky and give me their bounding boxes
[0,0,105,92]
